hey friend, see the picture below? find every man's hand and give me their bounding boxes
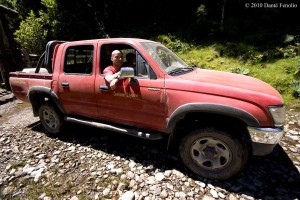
[110,78,118,90]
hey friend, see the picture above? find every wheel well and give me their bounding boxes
[29,92,52,116]
[169,112,252,152]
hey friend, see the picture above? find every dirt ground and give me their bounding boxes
[0,97,300,199]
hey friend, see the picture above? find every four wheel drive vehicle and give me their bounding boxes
[9,38,285,180]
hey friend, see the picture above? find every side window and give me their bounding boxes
[99,44,136,74]
[64,45,93,75]
[136,53,157,79]
[100,45,113,74]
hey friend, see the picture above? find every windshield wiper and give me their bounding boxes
[168,67,195,75]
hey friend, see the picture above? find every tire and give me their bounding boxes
[38,102,64,134]
[179,128,248,180]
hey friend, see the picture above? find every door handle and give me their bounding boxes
[61,82,69,87]
[148,88,160,91]
[99,85,109,91]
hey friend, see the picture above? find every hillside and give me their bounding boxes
[157,35,300,109]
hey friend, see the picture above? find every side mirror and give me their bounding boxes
[119,67,135,78]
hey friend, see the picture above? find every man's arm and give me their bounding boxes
[104,72,121,90]
[104,71,120,82]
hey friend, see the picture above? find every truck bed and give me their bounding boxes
[9,71,52,102]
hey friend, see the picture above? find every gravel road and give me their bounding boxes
[0,96,299,200]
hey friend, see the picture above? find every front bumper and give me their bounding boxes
[247,127,284,155]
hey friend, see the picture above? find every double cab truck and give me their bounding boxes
[9,38,285,180]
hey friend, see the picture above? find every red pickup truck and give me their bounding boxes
[9,38,285,180]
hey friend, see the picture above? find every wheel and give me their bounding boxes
[179,128,248,180]
[38,102,64,134]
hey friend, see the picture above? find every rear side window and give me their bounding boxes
[64,45,94,75]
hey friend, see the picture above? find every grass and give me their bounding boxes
[10,161,26,169]
[177,42,300,110]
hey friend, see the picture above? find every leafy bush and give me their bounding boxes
[290,81,300,98]
[230,67,250,75]
[293,59,300,79]
[156,34,192,54]
[282,45,298,58]
[14,10,47,54]
[294,67,300,79]
[284,34,295,44]
[196,4,207,25]
[284,34,300,44]
[156,35,172,45]
[14,0,58,54]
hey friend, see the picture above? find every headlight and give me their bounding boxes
[268,106,285,127]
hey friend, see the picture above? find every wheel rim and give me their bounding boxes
[190,137,232,170]
[42,108,58,130]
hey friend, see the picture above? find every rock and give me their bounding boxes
[39,193,46,199]
[23,165,35,174]
[0,102,299,200]
[115,168,123,174]
[106,163,115,170]
[103,188,110,196]
[5,164,12,171]
[146,176,156,185]
[117,182,127,191]
[286,135,299,141]
[37,154,47,159]
[119,191,135,200]
[127,171,135,179]
[160,189,168,198]
[150,185,161,195]
[172,169,185,178]
[195,181,206,188]
[175,191,186,199]
[202,195,215,200]
[229,194,238,200]
[208,183,215,189]
[166,183,174,190]
[31,168,44,182]
[9,168,16,175]
[129,179,136,188]
[2,186,14,196]
[94,193,100,199]
[218,192,226,199]
[141,191,149,197]
[210,189,218,198]
[120,174,127,180]
[128,162,136,169]
[14,170,25,178]
[155,172,165,181]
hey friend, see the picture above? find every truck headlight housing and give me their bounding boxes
[268,106,285,127]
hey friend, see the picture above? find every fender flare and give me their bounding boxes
[28,86,65,116]
[166,103,259,134]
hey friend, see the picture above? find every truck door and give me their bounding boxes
[95,51,166,132]
[58,44,98,118]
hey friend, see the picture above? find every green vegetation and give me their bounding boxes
[14,10,47,54]
[1,0,299,109]
[157,35,300,109]
[13,0,58,54]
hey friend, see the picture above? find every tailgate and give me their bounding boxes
[9,72,53,102]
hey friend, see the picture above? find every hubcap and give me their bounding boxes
[43,109,58,129]
[190,137,232,170]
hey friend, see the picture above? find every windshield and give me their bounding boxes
[140,42,191,74]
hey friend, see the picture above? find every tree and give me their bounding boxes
[14,10,47,54]
[14,0,58,54]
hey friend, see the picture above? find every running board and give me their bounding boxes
[64,117,164,140]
